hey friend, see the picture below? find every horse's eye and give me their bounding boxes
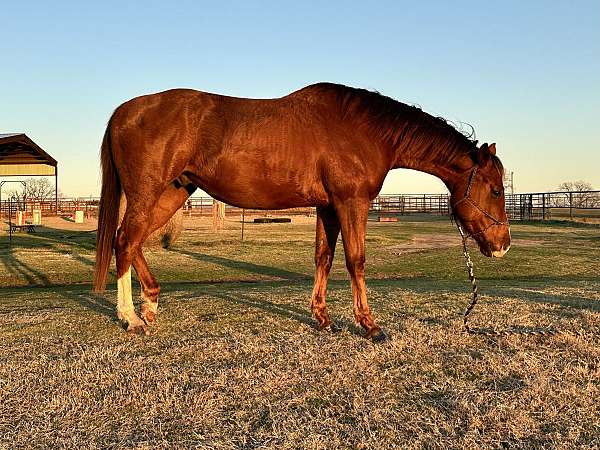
[491,188,502,198]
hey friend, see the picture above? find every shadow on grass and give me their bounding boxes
[0,284,117,322]
[174,248,309,280]
[65,289,116,321]
[367,277,600,315]
[165,281,364,337]
[518,220,600,229]
[11,226,95,251]
[1,227,96,287]
[0,247,51,286]
[62,275,600,335]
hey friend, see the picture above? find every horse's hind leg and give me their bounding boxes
[133,181,195,325]
[311,206,340,330]
[115,211,152,335]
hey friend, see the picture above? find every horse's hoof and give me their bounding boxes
[323,322,342,333]
[127,324,150,336]
[141,310,156,325]
[369,330,390,343]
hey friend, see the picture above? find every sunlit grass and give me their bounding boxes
[1,216,599,448]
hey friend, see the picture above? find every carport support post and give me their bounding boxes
[55,165,58,215]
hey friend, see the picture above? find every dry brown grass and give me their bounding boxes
[1,216,599,448]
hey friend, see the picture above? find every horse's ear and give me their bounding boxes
[488,143,496,155]
[472,143,491,166]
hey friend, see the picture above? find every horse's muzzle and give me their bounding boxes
[476,224,511,258]
[491,245,511,258]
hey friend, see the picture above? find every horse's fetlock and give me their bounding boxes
[143,285,160,301]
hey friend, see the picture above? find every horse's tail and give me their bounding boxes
[93,117,121,293]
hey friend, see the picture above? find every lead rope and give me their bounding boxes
[456,224,583,338]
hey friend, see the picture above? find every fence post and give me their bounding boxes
[542,194,546,220]
[241,209,245,241]
[8,196,13,244]
[569,192,573,220]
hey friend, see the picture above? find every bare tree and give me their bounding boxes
[26,178,56,201]
[557,181,594,192]
[7,178,56,203]
[555,181,598,208]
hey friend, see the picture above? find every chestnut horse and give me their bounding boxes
[94,83,510,341]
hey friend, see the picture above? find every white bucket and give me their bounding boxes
[33,209,42,225]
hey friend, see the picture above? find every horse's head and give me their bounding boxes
[450,143,511,258]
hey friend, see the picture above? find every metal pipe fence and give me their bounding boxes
[507,191,600,221]
[2,191,599,222]
[370,194,450,216]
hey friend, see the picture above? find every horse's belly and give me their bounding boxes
[189,162,328,210]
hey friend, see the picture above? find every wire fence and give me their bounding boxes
[1,191,599,223]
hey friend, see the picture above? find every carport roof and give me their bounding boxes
[0,133,57,177]
[0,133,57,166]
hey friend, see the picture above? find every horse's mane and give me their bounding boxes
[297,83,484,165]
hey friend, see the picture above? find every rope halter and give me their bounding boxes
[451,166,509,240]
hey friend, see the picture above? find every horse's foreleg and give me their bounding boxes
[134,181,194,325]
[311,206,340,330]
[335,197,387,341]
[134,250,160,325]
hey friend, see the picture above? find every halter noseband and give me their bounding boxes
[451,166,508,239]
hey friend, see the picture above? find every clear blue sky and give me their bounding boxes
[1,1,598,196]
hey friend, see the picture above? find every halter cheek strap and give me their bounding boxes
[451,166,508,239]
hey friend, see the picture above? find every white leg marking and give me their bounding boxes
[117,267,146,331]
[117,267,134,320]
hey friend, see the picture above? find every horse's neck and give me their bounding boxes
[392,145,472,190]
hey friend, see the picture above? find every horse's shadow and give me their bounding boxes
[164,275,363,337]
[166,248,367,335]
[66,289,116,320]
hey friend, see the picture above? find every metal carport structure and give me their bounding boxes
[0,133,58,214]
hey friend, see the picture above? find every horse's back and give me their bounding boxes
[106,86,386,208]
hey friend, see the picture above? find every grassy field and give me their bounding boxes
[1,215,599,449]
